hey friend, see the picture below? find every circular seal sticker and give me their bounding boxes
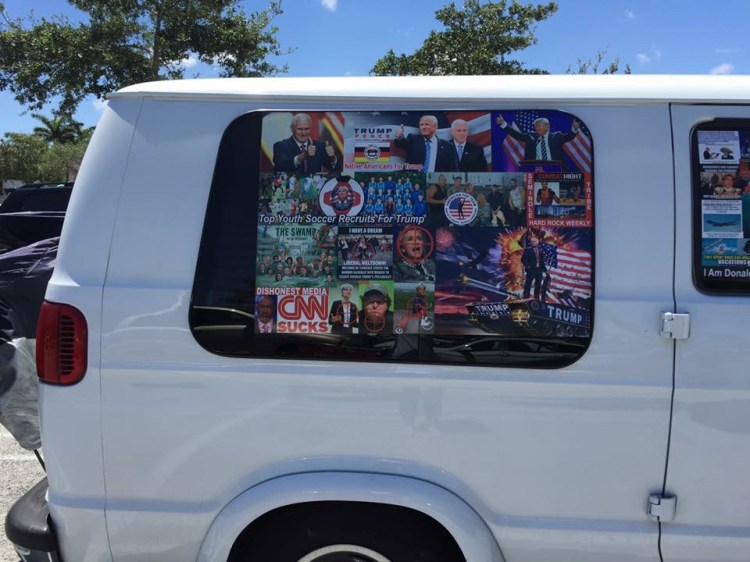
[319,177,364,217]
[364,144,382,161]
[444,192,478,225]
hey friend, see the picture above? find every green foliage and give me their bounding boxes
[0,129,92,183]
[371,0,558,76]
[32,113,86,144]
[567,50,632,74]
[0,133,47,182]
[38,136,91,181]
[0,0,287,114]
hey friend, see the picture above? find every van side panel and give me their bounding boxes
[94,99,675,562]
[665,104,750,561]
[41,99,142,562]
[100,99,247,561]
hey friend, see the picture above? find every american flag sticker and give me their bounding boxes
[539,243,592,304]
[564,128,592,174]
[444,193,478,226]
[497,111,592,174]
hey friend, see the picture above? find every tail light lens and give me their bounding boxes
[36,301,88,385]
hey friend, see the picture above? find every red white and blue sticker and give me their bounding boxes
[444,192,478,225]
[319,177,365,216]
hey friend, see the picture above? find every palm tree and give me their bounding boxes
[31,113,85,144]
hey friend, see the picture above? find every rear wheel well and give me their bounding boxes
[228,500,466,562]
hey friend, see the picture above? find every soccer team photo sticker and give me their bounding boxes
[444,192,478,225]
[319,177,365,216]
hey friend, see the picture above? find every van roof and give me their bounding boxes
[110,75,750,104]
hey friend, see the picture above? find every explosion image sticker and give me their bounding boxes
[434,226,592,337]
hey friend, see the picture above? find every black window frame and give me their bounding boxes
[190,110,595,368]
[691,118,750,295]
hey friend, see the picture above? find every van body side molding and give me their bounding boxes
[660,312,691,339]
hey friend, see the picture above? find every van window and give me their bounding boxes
[692,120,750,294]
[191,110,595,367]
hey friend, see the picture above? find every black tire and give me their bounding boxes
[228,501,466,562]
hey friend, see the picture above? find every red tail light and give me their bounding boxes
[36,301,88,385]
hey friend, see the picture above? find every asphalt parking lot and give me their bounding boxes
[0,426,44,562]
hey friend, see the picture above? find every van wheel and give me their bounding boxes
[228,501,466,562]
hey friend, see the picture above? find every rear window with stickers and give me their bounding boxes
[692,120,750,294]
[190,109,595,367]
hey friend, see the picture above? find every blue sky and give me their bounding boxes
[1,0,748,135]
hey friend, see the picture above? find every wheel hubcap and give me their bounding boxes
[297,544,392,562]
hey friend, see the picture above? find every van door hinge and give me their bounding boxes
[660,312,690,339]
[647,494,677,522]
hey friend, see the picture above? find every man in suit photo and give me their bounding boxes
[394,115,458,172]
[522,237,549,302]
[273,113,339,174]
[254,295,277,334]
[496,114,580,165]
[449,118,488,172]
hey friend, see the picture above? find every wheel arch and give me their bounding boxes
[196,471,504,562]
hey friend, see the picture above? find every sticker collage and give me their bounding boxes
[697,129,750,282]
[254,110,594,338]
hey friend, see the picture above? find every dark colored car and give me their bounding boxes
[0,183,73,214]
[0,183,72,252]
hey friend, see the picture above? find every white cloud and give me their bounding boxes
[710,63,734,75]
[179,53,199,69]
[211,52,237,71]
[636,48,661,65]
[715,48,740,55]
[166,53,200,72]
[321,0,338,11]
[92,98,107,112]
[624,10,635,20]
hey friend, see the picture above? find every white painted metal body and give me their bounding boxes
[664,103,750,561]
[38,76,750,561]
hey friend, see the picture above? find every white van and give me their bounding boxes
[6,75,750,562]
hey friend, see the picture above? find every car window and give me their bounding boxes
[191,110,595,368]
[692,120,750,294]
[0,188,72,213]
